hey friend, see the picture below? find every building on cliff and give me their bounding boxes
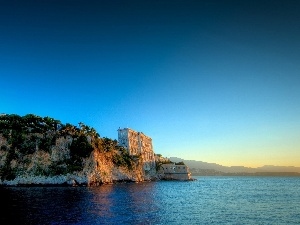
[117,128,156,171]
[158,163,192,180]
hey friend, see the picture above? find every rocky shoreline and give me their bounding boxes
[0,174,161,187]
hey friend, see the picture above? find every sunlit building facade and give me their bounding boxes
[117,128,155,171]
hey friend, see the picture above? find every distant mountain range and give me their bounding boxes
[169,157,300,175]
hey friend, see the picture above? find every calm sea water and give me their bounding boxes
[1,176,300,225]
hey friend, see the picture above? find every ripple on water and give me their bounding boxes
[0,177,300,224]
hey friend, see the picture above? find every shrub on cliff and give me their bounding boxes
[112,146,136,170]
[0,166,16,181]
[70,135,93,158]
[96,138,137,170]
[0,148,17,180]
[0,113,141,180]
[100,137,118,152]
[175,161,185,165]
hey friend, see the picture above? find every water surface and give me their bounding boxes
[1,176,299,224]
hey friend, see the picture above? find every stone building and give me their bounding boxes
[117,128,155,171]
[158,163,192,181]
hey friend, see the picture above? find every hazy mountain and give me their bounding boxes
[256,165,300,173]
[169,157,300,173]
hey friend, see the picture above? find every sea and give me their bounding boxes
[0,176,299,225]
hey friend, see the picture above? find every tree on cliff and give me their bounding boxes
[0,113,140,182]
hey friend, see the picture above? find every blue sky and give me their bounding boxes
[1,0,300,167]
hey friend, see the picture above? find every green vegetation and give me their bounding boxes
[97,137,139,170]
[175,161,185,165]
[0,113,138,181]
[0,114,60,154]
[155,158,174,171]
[0,147,17,180]
[112,145,139,170]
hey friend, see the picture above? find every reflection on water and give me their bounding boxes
[88,182,159,224]
[0,182,160,225]
[89,185,114,218]
[1,177,300,224]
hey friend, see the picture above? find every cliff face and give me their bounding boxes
[0,134,157,186]
[87,150,145,186]
[0,114,193,186]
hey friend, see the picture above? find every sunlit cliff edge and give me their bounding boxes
[0,114,192,186]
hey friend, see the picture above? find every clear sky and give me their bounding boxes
[1,0,300,168]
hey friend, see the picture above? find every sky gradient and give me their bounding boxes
[1,0,300,167]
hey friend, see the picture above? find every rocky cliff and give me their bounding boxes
[0,114,158,186]
[0,134,157,186]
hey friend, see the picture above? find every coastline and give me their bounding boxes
[0,174,197,187]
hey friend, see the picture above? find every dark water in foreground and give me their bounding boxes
[1,176,300,225]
